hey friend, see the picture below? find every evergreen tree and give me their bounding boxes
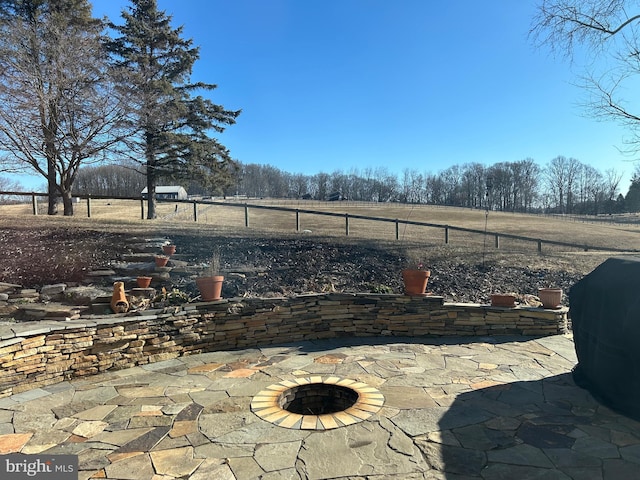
[107,0,240,219]
[625,178,640,213]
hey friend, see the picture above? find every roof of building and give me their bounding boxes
[140,186,187,194]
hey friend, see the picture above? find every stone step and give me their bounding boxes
[129,241,168,254]
[17,303,89,322]
[86,269,117,278]
[121,253,156,262]
[0,282,22,293]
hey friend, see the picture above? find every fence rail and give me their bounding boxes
[1,191,637,254]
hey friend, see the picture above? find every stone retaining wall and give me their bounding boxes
[0,293,568,397]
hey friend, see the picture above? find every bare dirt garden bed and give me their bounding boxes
[0,215,618,306]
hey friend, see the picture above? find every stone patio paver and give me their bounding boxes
[0,432,32,453]
[0,334,638,479]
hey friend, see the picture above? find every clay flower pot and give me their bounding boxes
[136,276,152,288]
[491,294,517,308]
[110,281,129,313]
[162,244,176,256]
[402,269,431,296]
[538,288,563,309]
[196,275,224,301]
[155,255,169,267]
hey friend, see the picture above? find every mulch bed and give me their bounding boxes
[0,225,583,305]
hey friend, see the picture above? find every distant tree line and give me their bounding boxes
[73,154,634,214]
[232,156,626,214]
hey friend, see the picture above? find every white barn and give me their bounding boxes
[141,186,188,200]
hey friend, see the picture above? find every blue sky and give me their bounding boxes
[12,0,639,193]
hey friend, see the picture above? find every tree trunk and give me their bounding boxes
[43,95,59,215]
[61,189,74,216]
[46,145,58,215]
[146,165,157,220]
[47,170,58,215]
[145,143,157,219]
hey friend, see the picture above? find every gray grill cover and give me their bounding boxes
[570,257,640,421]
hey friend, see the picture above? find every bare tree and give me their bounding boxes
[75,163,145,197]
[312,172,330,201]
[401,168,424,204]
[575,163,605,213]
[289,173,309,199]
[517,158,541,211]
[439,165,463,206]
[239,164,289,198]
[425,173,445,205]
[460,163,486,209]
[0,175,23,202]
[0,0,130,215]
[487,163,515,211]
[544,155,583,213]
[603,168,623,201]
[531,1,640,152]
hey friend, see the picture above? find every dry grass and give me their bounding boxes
[1,198,639,279]
[4,198,640,249]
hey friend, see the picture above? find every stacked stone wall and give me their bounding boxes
[0,293,568,397]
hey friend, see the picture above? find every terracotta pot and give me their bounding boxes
[538,288,563,309]
[162,244,176,256]
[136,276,152,288]
[402,269,431,296]
[196,275,224,301]
[155,255,169,267]
[491,294,517,308]
[110,281,129,313]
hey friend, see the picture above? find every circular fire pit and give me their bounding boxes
[251,376,384,430]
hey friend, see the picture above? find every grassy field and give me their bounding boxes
[4,198,639,252]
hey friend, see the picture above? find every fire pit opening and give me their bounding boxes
[251,377,385,430]
[279,383,359,415]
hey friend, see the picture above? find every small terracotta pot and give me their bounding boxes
[155,256,169,267]
[196,275,224,301]
[136,276,152,288]
[491,294,516,308]
[110,281,129,313]
[162,244,176,256]
[402,269,431,296]
[538,288,563,309]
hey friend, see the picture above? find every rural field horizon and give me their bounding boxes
[2,197,639,252]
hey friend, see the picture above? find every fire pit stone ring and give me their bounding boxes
[251,376,384,430]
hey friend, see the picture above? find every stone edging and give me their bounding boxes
[0,293,568,397]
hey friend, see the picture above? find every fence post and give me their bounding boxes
[140,198,145,219]
[296,209,300,231]
[445,226,449,244]
[538,240,542,253]
[345,213,350,236]
[193,201,198,222]
[245,204,249,227]
[86,196,91,218]
[31,193,38,215]
[494,234,499,249]
[395,219,399,240]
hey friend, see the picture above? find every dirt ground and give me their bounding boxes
[0,218,626,306]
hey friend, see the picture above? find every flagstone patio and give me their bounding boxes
[0,334,638,479]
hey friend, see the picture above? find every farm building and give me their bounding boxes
[141,186,188,200]
[327,191,347,201]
